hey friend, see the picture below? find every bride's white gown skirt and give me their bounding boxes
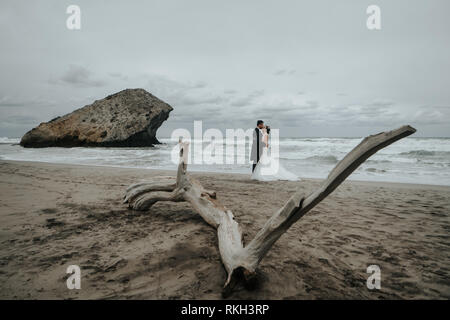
[251,147,300,181]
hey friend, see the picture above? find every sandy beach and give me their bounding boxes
[0,160,449,299]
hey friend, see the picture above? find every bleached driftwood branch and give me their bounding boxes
[123,125,416,296]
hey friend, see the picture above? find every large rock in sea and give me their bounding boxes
[20,89,173,148]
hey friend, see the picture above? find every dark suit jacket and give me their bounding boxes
[250,128,264,163]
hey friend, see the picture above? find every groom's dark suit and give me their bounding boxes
[251,127,264,172]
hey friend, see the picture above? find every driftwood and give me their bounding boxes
[123,125,416,296]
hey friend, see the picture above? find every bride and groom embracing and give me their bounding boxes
[250,120,300,181]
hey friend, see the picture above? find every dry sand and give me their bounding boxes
[0,160,449,299]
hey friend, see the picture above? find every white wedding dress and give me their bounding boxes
[252,132,300,181]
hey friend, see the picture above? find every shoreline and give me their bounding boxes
[0,159,449,299]
[1,159,449,190]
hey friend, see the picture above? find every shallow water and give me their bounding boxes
[1,136,449,186]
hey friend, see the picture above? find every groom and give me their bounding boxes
[251,120,265,172]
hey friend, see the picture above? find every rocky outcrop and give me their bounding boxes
[20,89,173,148]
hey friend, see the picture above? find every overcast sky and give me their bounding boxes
[1,0,449,138]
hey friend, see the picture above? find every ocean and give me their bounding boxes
[1,136,449,186]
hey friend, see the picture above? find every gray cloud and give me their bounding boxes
[0,0,449,138]
[411,106,450,125]
[1,115,38,125]
[273,69,296,76]
[50,65,106,87]
[0,100,23,108]
[109,72,129,81]
[0,96,56,108]
[140,74,228,109]
[230,90,264,107]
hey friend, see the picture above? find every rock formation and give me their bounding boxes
[20,89,173,148]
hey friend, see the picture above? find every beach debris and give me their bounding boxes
[124,125,416,297]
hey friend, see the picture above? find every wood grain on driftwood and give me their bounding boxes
[123,125,416,296]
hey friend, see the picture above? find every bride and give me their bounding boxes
[252,125,300,181]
